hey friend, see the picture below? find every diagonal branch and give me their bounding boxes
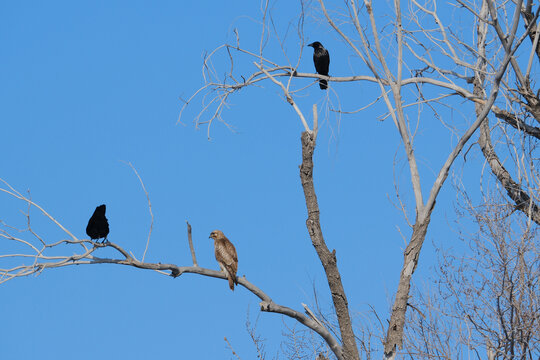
[491,106,540,139]
[423,0,530,220]
[253,62,310,132]
[477,118,540,225]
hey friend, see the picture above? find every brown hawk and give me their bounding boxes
[209,230,238,291]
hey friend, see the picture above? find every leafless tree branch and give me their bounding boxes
[186,221,198,266]
[0,178,344,359]
[122,161,154,262]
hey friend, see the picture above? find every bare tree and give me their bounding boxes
[401,1,539,354]
[178,0,535,358]
[404,181,539,359]
[1,0,539,359]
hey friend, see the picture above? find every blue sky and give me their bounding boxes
[0,1,483,359]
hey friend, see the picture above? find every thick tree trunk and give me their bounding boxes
[299,131,359,360]
[383,215,430,359]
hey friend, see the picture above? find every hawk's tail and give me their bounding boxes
[319,79,328,90]
[227,274,238,291]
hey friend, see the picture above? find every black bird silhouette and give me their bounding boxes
[86,204,109,242]
[308,41,330,90]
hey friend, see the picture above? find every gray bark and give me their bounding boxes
[299,131,359,360]
[383,216,430,357]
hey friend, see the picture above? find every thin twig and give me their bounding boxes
[123,161,154,262]
[313,104,318,139]
[224,337,242,360]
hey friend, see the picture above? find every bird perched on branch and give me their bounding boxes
[209,230,238,291]
[308,41,330,90]
[86,204,109,242]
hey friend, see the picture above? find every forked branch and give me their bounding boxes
[0,179,344,360]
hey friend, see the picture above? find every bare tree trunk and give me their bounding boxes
[383,215,430,359]
[299,131,359,360]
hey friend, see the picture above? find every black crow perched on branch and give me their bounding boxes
[86,204,109,242]
[308,41,330,90]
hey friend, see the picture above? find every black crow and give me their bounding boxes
[86,204,109,242]
[308,41,330,90]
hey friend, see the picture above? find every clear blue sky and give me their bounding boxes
[0,1,479,358]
